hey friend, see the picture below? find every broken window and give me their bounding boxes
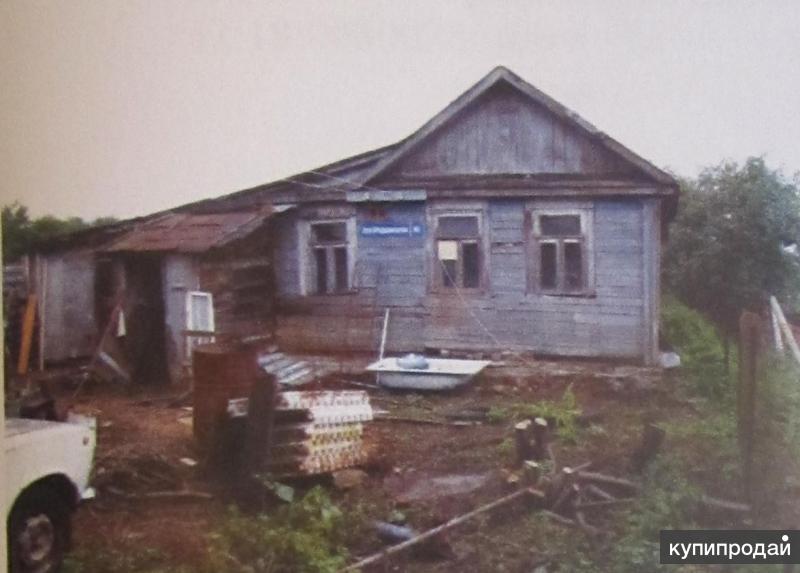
[532,212,590,294]
[434,214,483,290]
[309,221,351,294]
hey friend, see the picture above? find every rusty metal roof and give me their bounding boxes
[104,209,271,253]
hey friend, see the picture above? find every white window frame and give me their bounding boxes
[299,217,357,295]
[185,291,215,359]
[527,205,595,296]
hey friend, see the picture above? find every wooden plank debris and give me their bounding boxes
[17,294,37,375]
[340,487,545,572]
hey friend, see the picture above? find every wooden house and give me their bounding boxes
[25,66,677,375]
[214,66,678,364]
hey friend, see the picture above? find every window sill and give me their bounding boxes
[303,289,360,297]
[429,288,487,296]
[528,290,597,299]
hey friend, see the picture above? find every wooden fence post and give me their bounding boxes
[737,311,761,502]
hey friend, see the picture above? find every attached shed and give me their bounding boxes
[100,209,276,383]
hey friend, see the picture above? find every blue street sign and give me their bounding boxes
[359,221,425,238]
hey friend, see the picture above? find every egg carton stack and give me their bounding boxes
[268,390,373,476]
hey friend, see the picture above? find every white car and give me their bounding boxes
[5,416,96,573]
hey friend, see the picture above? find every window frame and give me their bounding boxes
[185,290,215,360]
[527,205,595,297]
[299,217,357,296]
[428,205,488,294]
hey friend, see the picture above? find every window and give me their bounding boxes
[185,291,215,359]
[530,211,592,295]
[309,221,351,294]
[434,214,483,290]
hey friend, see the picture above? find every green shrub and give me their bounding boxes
[204,487,348,573]
[661,297,730,397]
[493,385,581,442]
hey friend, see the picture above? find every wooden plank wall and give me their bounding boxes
[423,199,645,358]
[38,250,97,362]
[380,83,637,180]
[274,198,652,361]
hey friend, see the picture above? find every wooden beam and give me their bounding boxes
[770,296,800,366]
[17,294,37,375]
[340,487,544,571]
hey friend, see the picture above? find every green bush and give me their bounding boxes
[661,297,730,397]
[487,385,581,442]
[204,487,348,573]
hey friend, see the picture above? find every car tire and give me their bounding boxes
[8,486,71,573]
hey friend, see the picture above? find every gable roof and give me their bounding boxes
[357,66,677,189]
[32,67,679,255]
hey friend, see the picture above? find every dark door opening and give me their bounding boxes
[124,255,169,385]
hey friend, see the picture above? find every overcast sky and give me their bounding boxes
[2,1,800,220]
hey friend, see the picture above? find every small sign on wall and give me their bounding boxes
[359,220,425,238]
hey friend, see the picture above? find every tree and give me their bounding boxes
[1,202,118,262]
[664,158,800,356]
[1,202,32,262]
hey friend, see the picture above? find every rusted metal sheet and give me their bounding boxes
[257,350,318,387]
[105,211,270,254]
[193,343,260,451]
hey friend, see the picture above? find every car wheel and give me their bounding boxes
[8,488,71,573]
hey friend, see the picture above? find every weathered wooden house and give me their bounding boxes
[26,66,677,376]
[218,66,678,364]
[27,210,276,383]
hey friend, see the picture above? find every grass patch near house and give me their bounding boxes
[487,384,581,442]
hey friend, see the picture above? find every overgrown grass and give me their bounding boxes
[749,356,800,517]
[661,296,731,397]
[487,384,581,442]
[64,488,350,573]
[203,487,349,573]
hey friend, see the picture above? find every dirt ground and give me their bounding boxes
[52,356,686,571]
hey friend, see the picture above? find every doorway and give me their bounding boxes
[124,255,169,384]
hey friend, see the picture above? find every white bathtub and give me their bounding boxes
[366,357,491,390]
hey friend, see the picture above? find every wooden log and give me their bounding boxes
[532,417,550,461]
[577,471,641,493]
[541,510,576,527]
[244,373,277,476]
[586,484,616,502]
[575,498,635,509]
[549,467,577,512]
[17,294,37,376]
[112,489,213,502]
[575,510,601,536]
[523,461,542,486]
[699,494,751,514]
[340,487,545,572]
[515,419,534,465]
[631,422,666,472]
[374,415,469,427]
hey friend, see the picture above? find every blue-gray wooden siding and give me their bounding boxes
[274,197,657,362]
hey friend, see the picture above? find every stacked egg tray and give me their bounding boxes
[228,390,373,476]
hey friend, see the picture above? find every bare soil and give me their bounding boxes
[56,357,685,571]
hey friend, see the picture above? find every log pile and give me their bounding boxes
[510,416,640,536]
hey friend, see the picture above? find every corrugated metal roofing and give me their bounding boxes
[104,210,271,253]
